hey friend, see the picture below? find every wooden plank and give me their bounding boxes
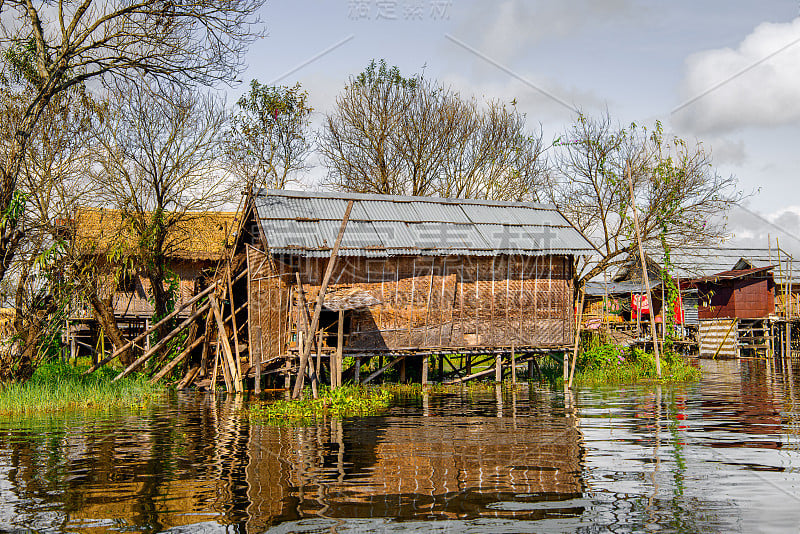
[292,200,354,399]
[112,302,211,381]
[85,281,219,374]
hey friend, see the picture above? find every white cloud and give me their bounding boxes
[461,0,637,63]
[724,203,800,258]
[676,17,800,133]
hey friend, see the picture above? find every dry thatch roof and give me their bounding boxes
[71,207,238,261]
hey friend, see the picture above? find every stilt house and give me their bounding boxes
[67,207,238,354]
[239,190,595,363]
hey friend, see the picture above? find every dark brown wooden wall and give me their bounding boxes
[697,277,774,320]
[247,249,575,359]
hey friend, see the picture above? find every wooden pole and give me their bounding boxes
[568,287,586,389]
[626,160,661,377]
[511,344,516,386]
[226,266,243,389]
[422,354,429,386]
[113,302,210,381]
[210,295,242,392]
[292,200,354,399]
[85,281,219,374]
[210,340,219,391]
[354,356,361,383]
[335,309,344,389]
[294,273,318,398]
[495,352,502,382]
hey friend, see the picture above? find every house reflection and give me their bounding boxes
[244,394,585,530]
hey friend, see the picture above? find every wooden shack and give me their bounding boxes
[240,190,594,379]
[684,265,776,358]
[66,207,238,355]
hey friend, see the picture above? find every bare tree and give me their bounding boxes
[0,0,264,287]
[320,60,546,200]
[224,80,313,191]
[549,113,741,284]
[91,81,232,331]
[0,85,113,379]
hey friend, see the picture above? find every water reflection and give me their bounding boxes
[0,358,798,533]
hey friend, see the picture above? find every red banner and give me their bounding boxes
[631,294,650,314]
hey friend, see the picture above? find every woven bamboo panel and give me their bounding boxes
[251,254,575,352]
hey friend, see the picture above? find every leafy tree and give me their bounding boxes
[548,113,741,285]
[225,80,313,190]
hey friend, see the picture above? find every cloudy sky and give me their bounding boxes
[232,0,800,255]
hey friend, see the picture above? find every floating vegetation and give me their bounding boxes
[541,343,701,387]
[0,363,163,416]
[249,385,391,424]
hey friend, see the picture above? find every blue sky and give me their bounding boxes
[232,1,800,253]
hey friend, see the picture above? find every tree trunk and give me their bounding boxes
[85,290,133,366]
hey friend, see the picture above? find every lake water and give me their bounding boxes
[1,358,798,533]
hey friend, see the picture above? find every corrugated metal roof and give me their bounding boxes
[255,189,595,257]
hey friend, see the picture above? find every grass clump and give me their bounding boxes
[0,362,163,416]
[573,343,700,386]
[249,385,391,424]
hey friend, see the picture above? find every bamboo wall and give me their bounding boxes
[247,245,575,361]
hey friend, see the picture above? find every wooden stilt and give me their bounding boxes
[626,160,661,377]
[495,353,502,382]
[210,341,219,391]
[335,309,344,389]
[422,355,429,386]
[528,359,535,380]
[399,356,406,383]
[149,333,206,384]
[226,266,243,389]
[354,356,361,383]
[568,287,586,389]
[511,345,516,386]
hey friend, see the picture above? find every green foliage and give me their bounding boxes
[3,38,42,86]
[249,385,391,424]
[0,190,27,232]
[227,79,313,189]
[0,363,163,416]
[354,59,418,90]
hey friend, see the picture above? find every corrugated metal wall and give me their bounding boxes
[699,319,739,358]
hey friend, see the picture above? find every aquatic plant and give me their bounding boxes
[249,385,391,424]
[0,363,163,416]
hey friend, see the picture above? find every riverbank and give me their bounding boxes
[0,363,164,416]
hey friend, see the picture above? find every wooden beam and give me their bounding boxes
[362,355,405,384]
[149,333,206,384]
[112,302,210,381]
[292,200,354,399]
[85,281,219,374]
